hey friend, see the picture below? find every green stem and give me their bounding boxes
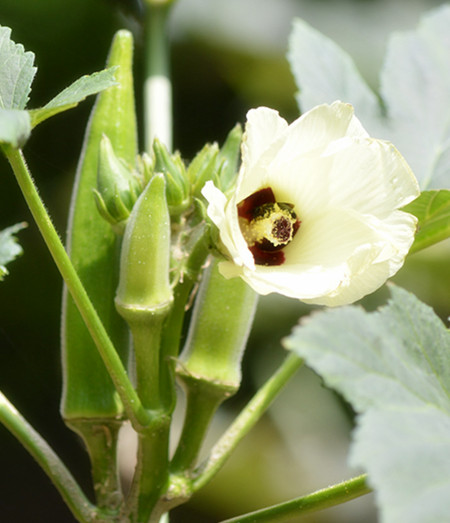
[3,146,150,430]
[130,318,166,411]
[0,390,105,523]
[67,419,123,511]
[170,381,225,474]
[220,474,371,523]
[144,2,173,152]
[193,352,303,491]
[159,278,195,412]
[125,416,171,522]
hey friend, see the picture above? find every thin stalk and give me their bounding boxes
[0,390,104,523]
[3,146,150,430]
[67,419,124,511]
[159,278,195,412]
[220,474,371,523]
[129,318,166,411]
[170,382,224,474]
[125,417,171,522]
[144,2,173,152]
[193,352,303,491]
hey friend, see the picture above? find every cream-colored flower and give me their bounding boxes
[202,102,420,306]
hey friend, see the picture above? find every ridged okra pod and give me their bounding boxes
[171,259,258,473]
[60,30,137,507]
[115,173,173,520]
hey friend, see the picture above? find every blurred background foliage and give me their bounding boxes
[0,0,447,521]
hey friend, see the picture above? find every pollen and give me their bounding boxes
[237,188,301,266]
[247,203,297,247]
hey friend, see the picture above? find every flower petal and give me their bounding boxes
[322,137,420,215]
[270,101,368,168]
[242,107,288,174]
[202,181,254,269]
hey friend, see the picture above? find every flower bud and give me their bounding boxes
[187,142,219,198]
[216,123,242,193]
[93,134,142,231]
[153,138,190,216]
[137,152,155,187]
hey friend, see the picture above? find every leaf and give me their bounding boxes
[0,222,26,280]
[287,18,383,137]
[403,190,450,253]
[0,108,31,148]
[283,286,450,523]
[0,26,36,110]
[288,5,450,190]
[29,67,118,127]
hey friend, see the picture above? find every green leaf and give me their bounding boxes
[0,222,26,280]
[29,68,118,127]
[288,5,450,190]
[0,26,36,110]
[403,190,450,253]
[287,18,382,135]
[283,286,450,523]
[0,108,31,148]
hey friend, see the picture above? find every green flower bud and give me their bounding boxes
[137,152,155,187]
[216,123,242,193]
[93,134,142,231]
[153,138,190,216]
[187,142,220,198]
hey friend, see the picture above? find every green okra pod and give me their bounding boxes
[171,259,258,473]
[178,260,257,389]
[60,29,137,507]
[115,173,173,521]
[115,172,173,410]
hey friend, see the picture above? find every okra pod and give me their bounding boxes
[60,29,137,507]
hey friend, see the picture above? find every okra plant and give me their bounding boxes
[1,1,450,522]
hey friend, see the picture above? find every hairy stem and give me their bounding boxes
[193,352,303,491]
[0,390,104,523]
[3,146,150,429]
[220,474,371,523]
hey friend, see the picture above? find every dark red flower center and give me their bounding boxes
[237,187,301,266]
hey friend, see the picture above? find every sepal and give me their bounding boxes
[153,138,190,216]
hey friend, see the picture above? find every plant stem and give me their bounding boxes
[144,2,173,152]
[220,474,371,523]
[125,416,171,522]
[67,419,124,511]
[170,381,225,474]
[0,390,104,523]
[193,352,303,491]
[159,278,195,412]
[3,146,150,430]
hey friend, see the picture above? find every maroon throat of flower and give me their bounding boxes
[237,187,301,266]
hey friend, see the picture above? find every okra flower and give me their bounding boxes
[202,102,420,306]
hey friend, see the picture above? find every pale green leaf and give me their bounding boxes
[403,190,450,253]
[0,222,26,280]
[283,286,450,523]
[0,26,36,110]
[380,6,450,190]
[288,5,450,190]
[287,18,383,136]
[0,108,31,148]
[29,68,118,127]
